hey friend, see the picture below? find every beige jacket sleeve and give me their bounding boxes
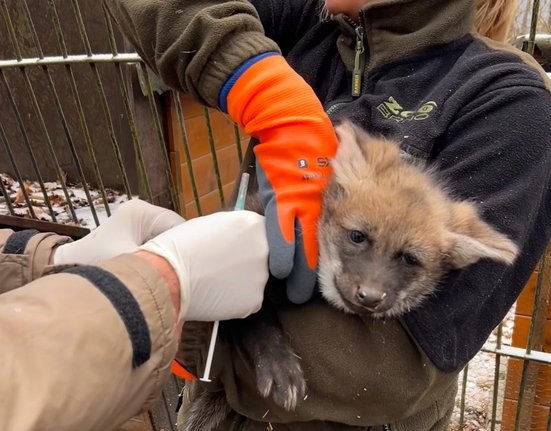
[0,229,179,431]
[0,228,72,293]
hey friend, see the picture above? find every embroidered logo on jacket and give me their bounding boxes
[377,97,437,122]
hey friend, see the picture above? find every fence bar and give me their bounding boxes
[45,0,112,216]
[0,0,21,61]
[172,91,202,215]
[481,344,551,364]
[22,0,125,224]
[514,359,531,430]
[139,63,180,212]
[0,70,56,221]
[53,64,113,214]
[35,60,101,224]
[0,119,35,218]
[0,53,142,70]
[47,1,133,200]
[101,2,119,55]
[47,0,69,57]
[0,174,15,216]
[525,0,541,55]
[526,253,551,355]
[66,65,114,217]
[514,247,551,430]
[87,61,134,200]
[458,363,469,428]
[0,2,36,218]
[1,2,82,223]
[204,107,226,207]
[490,323,504,431]
[20,69,80,222]
[22,0,44,58]
[47,1,133,204]
[40,64,101,224]
[100,4,153,202]
[69,0,93,56]
[233,124,243,165]
[113,65,154,203]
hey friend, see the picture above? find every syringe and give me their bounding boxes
[200,172,250,382]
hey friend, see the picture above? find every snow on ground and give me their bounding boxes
[0,172,133,229]
[449,306,516,431]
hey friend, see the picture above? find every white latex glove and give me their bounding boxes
[53,199,185,265]
[139,211,269,322]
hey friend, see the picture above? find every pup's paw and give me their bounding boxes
[255,350,306,411]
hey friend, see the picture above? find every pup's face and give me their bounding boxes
[318,122,518,318]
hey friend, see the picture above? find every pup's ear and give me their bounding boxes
[445,201,519,269]
[332,121,368,186]
[322,176,348,211]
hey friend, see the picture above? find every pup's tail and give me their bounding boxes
[179,381,231,431]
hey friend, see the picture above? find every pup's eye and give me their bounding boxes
[400,252,420,266]
[348,230,366,244]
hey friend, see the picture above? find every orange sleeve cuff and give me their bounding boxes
[171,359,197,381]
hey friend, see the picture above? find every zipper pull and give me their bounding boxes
[175,386,185,412]
[352,26,365,97]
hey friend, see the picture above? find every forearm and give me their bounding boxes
[134,249,180,315]
[0,253,179,431]
[103,0,280,107]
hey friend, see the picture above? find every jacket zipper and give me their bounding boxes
[325,21,366,116]
[352,25,365,97]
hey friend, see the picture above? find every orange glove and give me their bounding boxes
[220,53,338,303]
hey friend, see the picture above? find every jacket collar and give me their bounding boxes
[333,0,475,72]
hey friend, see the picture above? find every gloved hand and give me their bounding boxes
[139,211,269,322]
[220,53,338,304]
[52,199,184,265]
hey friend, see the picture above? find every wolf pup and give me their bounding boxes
[179,121,519,431]
[318,121,518,318]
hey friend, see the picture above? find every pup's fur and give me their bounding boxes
[318,122,517,318]
[179,121,518,431]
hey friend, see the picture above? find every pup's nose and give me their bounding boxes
[356,287,386,309]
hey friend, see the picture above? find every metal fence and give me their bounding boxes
[0,0,176,235]
[0,0,246,237]
[0,1,549,431]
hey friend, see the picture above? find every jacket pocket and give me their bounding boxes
[0,254,29,294]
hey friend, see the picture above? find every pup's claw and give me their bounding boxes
[256,348,306,411]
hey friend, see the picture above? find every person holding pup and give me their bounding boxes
[103,0,551,430]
